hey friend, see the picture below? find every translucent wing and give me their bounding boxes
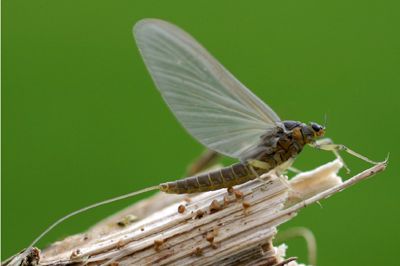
[134,19,281,159]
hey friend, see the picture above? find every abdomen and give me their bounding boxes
[159,162,265,194]
[159,135,304,194]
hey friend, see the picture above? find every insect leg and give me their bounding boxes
[247,160,273,190]
[248,159,296,193]
[310,138,350,172]
[274,159,305,199]
[288,166,302,174]
[274,159,294,176]
[248,160,267,179]
[310,138,379,171]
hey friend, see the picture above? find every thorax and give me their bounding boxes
[247,121,314,167]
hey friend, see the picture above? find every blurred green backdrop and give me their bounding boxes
[2,0,399,264]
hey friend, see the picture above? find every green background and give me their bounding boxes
[2,0,399,264]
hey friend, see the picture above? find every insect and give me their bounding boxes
[9,18,379,264]
[134,19,378,194]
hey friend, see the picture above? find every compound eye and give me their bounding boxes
[311,123,321,132]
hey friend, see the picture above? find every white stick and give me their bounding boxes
[5,160,387,266]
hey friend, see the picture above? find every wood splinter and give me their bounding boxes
[6,160,386,266]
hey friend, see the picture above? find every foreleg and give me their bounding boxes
[310,138,379,173]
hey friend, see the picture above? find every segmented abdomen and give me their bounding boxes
[159,131,306,194]
[159,162,266,194]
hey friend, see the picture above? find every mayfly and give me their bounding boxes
[11,18,379,263]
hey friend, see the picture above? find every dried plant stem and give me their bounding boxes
[6,160,387,266]
[282,161,386,215]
